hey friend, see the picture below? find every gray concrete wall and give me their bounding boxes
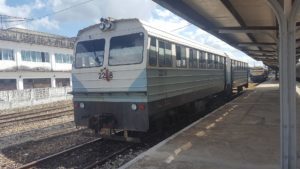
[0,87,72,110]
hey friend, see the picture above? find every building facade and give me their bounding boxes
[0,28,75,90]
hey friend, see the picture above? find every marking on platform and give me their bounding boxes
[206,123,216,129]
[215,117,223,122]
[165,142,192,164]
[195,130,206,137]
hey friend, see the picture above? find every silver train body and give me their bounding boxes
[72,19,248,132]
[250,67,268,83]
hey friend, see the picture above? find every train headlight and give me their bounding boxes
[79,102,85,109]
[105,22,112,29]
[131,104,137,111]
[99,22,105,30]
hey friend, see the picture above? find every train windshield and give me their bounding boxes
[75,39,105,68]
[109,32,144,66]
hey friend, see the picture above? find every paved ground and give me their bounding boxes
[121,80,300,169]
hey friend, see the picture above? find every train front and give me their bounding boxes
[71,19,149,133]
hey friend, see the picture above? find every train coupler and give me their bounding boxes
[101,130,140,143]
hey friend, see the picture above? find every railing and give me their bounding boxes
[0,87,72,110]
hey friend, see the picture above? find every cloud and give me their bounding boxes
[147,8,189,32]
[0,0,32,17]
[47,0,157,23]
[31,16,59,30]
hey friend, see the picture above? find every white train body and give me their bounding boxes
[72,19,248,132]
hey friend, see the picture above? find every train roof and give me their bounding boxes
[77,18,248,64]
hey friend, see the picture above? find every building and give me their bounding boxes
[0,28,75,90]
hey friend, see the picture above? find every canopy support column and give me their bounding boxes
[267,0,300,168]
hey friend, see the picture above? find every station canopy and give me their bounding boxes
[153,0,300,69]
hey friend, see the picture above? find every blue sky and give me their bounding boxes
[0,0,262,66]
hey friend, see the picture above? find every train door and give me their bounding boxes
[225,56,232,95]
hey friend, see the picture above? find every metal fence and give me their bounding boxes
[0,87,72,110]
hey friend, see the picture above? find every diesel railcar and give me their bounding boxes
[250,67,268,83]
[72,18,248,135]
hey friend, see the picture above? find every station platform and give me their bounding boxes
[121,80,300,169]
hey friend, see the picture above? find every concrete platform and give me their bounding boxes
[121,80,300,169]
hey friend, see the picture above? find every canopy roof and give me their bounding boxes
[153,0,300,69]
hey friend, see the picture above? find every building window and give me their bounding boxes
[158,40,172,67]
[176,45,186,67]
[55,53,73,64]
[148,37,157,66]
[23,78,51,89]
[21,50,49,63]
[0,79,16,91]
[56,78,70,87]
[0,49,14,61]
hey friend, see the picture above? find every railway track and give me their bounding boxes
[17,134,134,169]
[14,91,246,169]
[0,106,73,128]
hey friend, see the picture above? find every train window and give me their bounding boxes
[148,37,157,66]
[158,40,172,67]
[199,51,206,69]
[189,48,198,68]
[219,56,224,69]
[207,53,213,69]
[76,39,105,68]
[214,55,219,69]
[165,42,172,66]
[176,45,186,67]
[109,33,144,66]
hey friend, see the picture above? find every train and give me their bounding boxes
[249,67,268,83]
[71,18,249,138]
[297,63,300,82]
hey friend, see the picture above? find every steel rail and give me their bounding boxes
[17,138,103,169]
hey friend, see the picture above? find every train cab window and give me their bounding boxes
[148,37,157,66]
[199,51,206,69]
[76,39,105,68]
[176,45,187,67]
[109,33,144,66]
[189,48,198,68]
[158,40,172,67]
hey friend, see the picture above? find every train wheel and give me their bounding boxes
[237,86,243,93]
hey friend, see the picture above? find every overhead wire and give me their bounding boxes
[170,23,192,32]
[6,0,96,28]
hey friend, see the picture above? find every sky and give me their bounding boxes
[0,0,263,67]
